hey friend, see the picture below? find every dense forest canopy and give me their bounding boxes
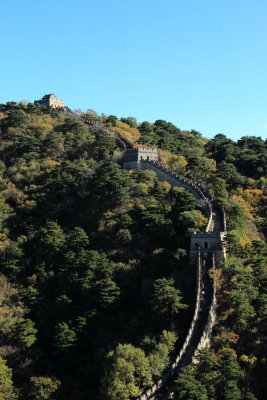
[0,101,266,400]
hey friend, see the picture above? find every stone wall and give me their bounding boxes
[35,94,64,108]
[136,250,202,400]
[59,107,226,400]
[140,160,207,202]
[123,148,158,169]
[131,161,226,399]
[190,231,227,264]
[61,108,133,150]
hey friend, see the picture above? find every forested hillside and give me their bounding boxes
[0,102,266,400]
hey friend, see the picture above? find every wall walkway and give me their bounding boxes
[60,107,226,400]
[61,107,133,150]
[134,161,225,400]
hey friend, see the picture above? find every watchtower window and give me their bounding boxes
[204,242,208,249]
[140,156,143,160]
[147,156,149,160]
[195,243,198,247]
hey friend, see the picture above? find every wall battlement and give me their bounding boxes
[124,147,158,153]
[35,93,64,108]
[58,106,226,400]
[190,231,226,264]
[123,147,158,169]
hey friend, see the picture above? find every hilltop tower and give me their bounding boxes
[123,147,158,170]
[35,93,64,108]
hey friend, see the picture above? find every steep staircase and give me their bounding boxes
[59,107,226,400]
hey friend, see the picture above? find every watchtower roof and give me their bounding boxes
[42,94,54,99]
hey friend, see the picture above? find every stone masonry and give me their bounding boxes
[123,148,158,170]
[35,93,64,108]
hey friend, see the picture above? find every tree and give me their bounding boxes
[14,319,37,349]
[148,330,177,379]
[152,278,188,326]
[120,117,137,128]
[39,221,65,254]
[95,277,120,307]
[223,380,242,400]
[106,115,118,126]
[92,131,117,160]
[139,121,156,145]
[82,109,101,122]
[95,162,129,204]
[115,228,132,244]
[101,343,152,400]
[218,162,244,188]
[189,157,216,180]
[0,241,23,278]
[171,187,196,214]
[68,227,89,255]
[218,350,243,400]
[54,322,77,351]
[0,357,18,399]
[214,177,228,205]
[174,365,208,400]
[5,110,27,128]
[28,376,61,400]
[195,349,220,398]
[178,210,207,230]
[167,155,188,174]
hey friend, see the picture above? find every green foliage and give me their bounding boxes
[171,187,196,213]
[5,110,27,128]
[92,131,117,160]
[14,319,37,349]
[120,117,137,128]
[39,221,65,254]
[68,227,89,254]
[54,322,77,351]
[0,241,23,278]
[101,343,153,400]
[189,156,216,180]
[0,102,266,399]
[138,119,204,160]
[152,278,188,326]
[95,161,129,204]
[148,330,177,378]
[0,357,18,399]
[214,177,228,205]
[28,376,61,400]
[82,109,101,122]
[174,365,208,400]
[178,210,204,229]
[105,115,118,126]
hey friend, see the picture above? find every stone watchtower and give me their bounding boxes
[35,93,64,108]
[123,148,158,170]
[190,231,226,263]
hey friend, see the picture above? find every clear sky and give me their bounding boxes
[1,0,267,141]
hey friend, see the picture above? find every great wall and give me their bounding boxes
[59,105,227,399]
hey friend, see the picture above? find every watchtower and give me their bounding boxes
[190,231,226,263]
[35,93,64,108]
[123,148,158,170]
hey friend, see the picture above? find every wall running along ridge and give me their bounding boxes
[58,106,226,400]
[134,162,226,400]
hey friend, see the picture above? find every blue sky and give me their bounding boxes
[1,0,267,141]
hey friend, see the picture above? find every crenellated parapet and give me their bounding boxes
[190,231,226,263]
[35,93,64,108]
[61,107,134,150]
[58,104,226,399]
[140,159,208,202]
[124,158,226,399]
[123,148,158,169]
